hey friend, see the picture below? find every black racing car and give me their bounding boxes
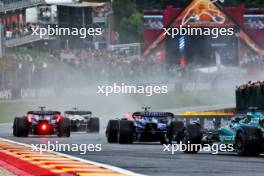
[64,108,99,133]
[13,107,71,137]
[106,107,180,144]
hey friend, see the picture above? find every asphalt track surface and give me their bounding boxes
[0,120,263,176]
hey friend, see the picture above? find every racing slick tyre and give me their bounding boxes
[168,121,185,143]
[235,126,262,156]
[106,120,119,143]
[160,134,170,145]
[118,120,134,144]
[71,120,81,132]
[87,117,100,133]
[183,123,202,153]
[13,117,29,137]
[58,118,71,137]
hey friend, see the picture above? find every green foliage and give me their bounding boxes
[112,0,135,23]
[82,0,263,44]
[119,10,143,43]
[113,0,143,43]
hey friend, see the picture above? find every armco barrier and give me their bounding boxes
[0,89,12,100]
[174,115,233,130]
[236,86,264,112]
[0,87,94,100]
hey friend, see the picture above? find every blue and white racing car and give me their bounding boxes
[106,107,179,144]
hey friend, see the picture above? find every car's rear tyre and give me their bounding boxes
[235,126,262,156]
[87,117,100,133]
[13,118,19,137]
[118,120,133,144]
[58,118,71,137]
[106,120,119,143]
[13,117,29,137]
[183,123,202,153]
[169,121,185,143]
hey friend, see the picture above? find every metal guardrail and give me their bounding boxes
[5,34,55,48]
[0,0,45,13]
[174,115,232,131]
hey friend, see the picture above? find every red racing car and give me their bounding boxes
[13,107,71,137]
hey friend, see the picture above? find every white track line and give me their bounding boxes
[0,123,12,126]
[0,137,146,176]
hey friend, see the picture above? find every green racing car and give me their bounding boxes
[215,109,263,155]
[173,108,264,156]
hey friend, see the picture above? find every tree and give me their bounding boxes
[82,0,263,44]
[112,0,143,43]
[119,10,143,43]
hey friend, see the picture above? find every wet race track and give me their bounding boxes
[0,122,263,176]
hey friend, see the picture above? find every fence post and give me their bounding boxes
[0,23,5,59]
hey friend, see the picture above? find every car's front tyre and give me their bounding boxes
[183,123,202,153]
[235,126,262,156]
[168,121,185,143]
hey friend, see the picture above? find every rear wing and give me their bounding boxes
[27,111,61,115]
[132,112,174,118]
[64,111,92,116]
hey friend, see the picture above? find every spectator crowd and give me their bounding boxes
[0,45,263,91]
[4,23,44,40]
[236,81,264,90]
[0,47,178,90]
[52,48,176,81]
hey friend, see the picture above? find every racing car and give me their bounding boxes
[106,107,181,144]
[13,107,71,137]
[172,108,264,155]
[64,108,99,133]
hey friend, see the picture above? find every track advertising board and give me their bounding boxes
[144,15,163,30]
[244,14,264,30]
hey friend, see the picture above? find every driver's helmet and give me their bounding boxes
[231,116,241,123]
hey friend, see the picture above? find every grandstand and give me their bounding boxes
[0,0,45,13]
[0,0,48,50]
[0,1,110,49]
